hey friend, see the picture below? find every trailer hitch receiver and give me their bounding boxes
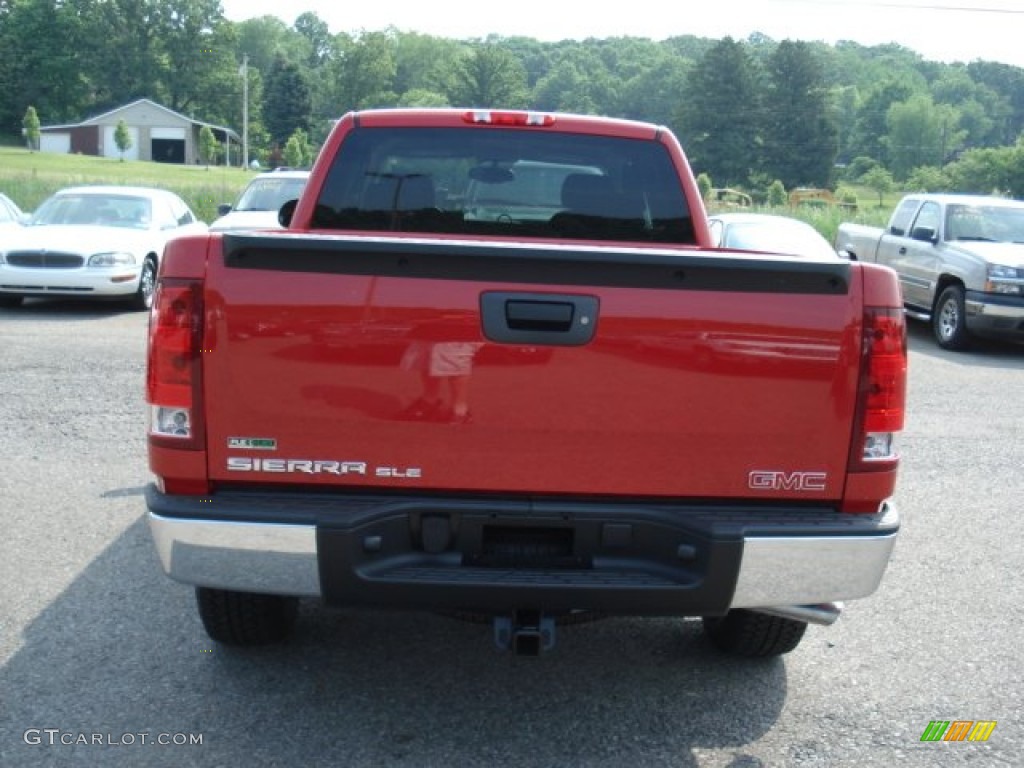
[493,610,556,656]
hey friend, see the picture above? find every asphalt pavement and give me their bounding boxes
[0,299,1020,767]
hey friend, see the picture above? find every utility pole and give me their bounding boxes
[241,54,249,169]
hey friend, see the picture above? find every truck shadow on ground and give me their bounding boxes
[905,318,1024,369]
[0,298,139,321]
[1,517,787,768]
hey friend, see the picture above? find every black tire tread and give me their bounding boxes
[195,587,298,646]
[933,284,971,350]
[702,609,807,657]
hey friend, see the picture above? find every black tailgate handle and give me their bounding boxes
[481,291,598,346]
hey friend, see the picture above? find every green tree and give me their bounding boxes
[846,80,915,168]
[282,135,302,169]
[397,89,450,108]
[282,128,313,167]
[967,61,1024,145]
[904,165,951,193]
[231,58,270,163]
[830,85,859,164]
[319,31,398,117]
[954,99,998,150]
[676,37,761,186]
[199,124,219,167]
[114,119,132,161]
[22,105,40,151]
[153,0,240,123]
[930,68,1007,149]
[393,32,461,100]
[944,146,1015,195]
[83,1,238,125]
[767,179,787,207]
[1006,137,1024,199]
[0,0,92,130]
[618,54,691,126]
[451,43,529,108]
[236,15,308,74]
[860,166,894,207]
[761,40,838,189]
[842,155,879,183]
[582,37,673,120]
[695,172,713,202]
[85,0,167,108]
[532,60,598,115]
[885,93,964,180]
[294,11,332,67]
[263,53,312,147]
[835,186,860,208]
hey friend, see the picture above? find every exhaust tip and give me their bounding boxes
[752,602,843,626]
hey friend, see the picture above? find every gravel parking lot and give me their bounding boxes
[1,299,1021,767]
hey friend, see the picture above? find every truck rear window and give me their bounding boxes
[311,127,695,244]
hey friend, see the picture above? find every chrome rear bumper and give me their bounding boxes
[148,497,898,617]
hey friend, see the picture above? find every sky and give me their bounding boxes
[220,0,1024,69]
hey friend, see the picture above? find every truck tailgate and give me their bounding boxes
[202,233,861,501]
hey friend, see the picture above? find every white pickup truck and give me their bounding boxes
[836,193,1024,349]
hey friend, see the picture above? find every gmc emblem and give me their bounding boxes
[748,470,828,492]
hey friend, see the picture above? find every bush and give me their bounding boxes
[767,179,787,207]
[696,172,712,201]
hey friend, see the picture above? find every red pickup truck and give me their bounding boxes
[146,109,906,657]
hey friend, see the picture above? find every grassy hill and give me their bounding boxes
[0,147,252,223]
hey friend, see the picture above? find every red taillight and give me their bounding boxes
[462,110,556,127]
[147,278,204,450]
[849,307,906,472]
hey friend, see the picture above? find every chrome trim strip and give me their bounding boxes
[148,513,321,596]
[732,505,899,607]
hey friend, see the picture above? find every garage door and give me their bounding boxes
[151,127,186,140]
[40,133,71,154]
[152,138,185,164]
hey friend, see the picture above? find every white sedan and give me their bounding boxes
[708,212,841,260]
[0,186,207,310]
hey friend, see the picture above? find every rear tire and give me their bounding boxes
[196,587,299,646]
[933,284,971,350]
[702,610,807,657]
[0,295,23,308]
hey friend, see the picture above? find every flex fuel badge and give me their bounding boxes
[227,437,278,450]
